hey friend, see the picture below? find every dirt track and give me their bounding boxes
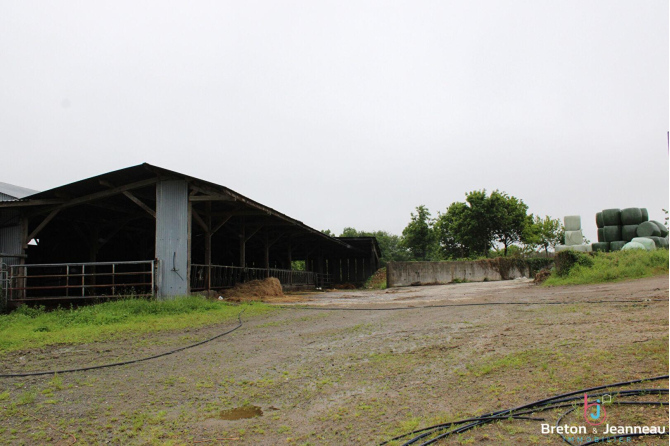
[1,276,668,445]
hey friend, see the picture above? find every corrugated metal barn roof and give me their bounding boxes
[0,181,39,200]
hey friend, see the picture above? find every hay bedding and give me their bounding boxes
[217,278,307,303]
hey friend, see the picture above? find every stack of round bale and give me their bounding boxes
[592,208,669,252]
[555,215,592,252]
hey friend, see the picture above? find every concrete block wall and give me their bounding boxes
[386,260,529,287]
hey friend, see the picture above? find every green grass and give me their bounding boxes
[0,296,276,353]
[543,249,668,286]
[364,267,387,290]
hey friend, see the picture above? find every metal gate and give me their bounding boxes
[5,260,155,302]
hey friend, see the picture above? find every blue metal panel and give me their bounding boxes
[155,180,189,299]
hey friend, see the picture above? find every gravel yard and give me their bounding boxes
[1,276,667,445]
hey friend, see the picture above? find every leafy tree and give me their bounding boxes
[526,215,563,256]
[434,190,533,258]
[488,191,531,256]
[340,227,359,237]
[321,229,335,237]
[337,228,410,265]
[401,205,436,260]
[434,202,474,259]
[371,230,412,264]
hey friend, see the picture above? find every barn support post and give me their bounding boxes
[19,215,28,300]
[316,252,324,287]
[155,180,189,299]
[264,232,270,278]
[239,224,246,268]
[351,258,357,282]
[204,202,212,291]
[287,241,292,285]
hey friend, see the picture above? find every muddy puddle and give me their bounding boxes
[219,405,263,420]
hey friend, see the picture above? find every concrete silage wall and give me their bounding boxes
[387,260,530,288]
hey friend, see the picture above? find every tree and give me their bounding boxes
[434,202,473,259]
[526,215,563,256]
[340,227,359,237]
[337,228,410,265]
[489,190,531,256]
[401,205,436,260]
[434,190,533,258]
[321,229,335,237]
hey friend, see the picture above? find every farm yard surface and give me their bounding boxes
[0,277,668,445]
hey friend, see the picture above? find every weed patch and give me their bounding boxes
[0,297,276,352]
[544,249,668,286]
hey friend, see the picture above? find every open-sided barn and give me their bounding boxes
[0,164,379,305]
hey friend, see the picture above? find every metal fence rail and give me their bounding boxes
[190,264,325,290]
[6,260,155,301]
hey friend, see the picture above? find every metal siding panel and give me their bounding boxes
[0,225,23,267]
[155,180,189,299]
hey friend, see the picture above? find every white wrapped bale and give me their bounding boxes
[556,244,590,252]
[636,221,661,237]
[609,241,627,251]
[622,242,646,251]
[564,215,581,231]
[564,230,583,246]
[640,236,664,248]
[630,237,656,251]
[621,208,643,225]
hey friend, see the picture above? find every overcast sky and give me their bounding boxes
[1,1,668,242]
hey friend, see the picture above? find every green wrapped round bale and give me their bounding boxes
[591,242,609,252]
[602,209,621,226]
[650,220,669,237]
[660,237,669,248]
[636,221,661,237]
[597,228,604,242]
[621,208,643,225]
[641,208,649,222]
[609,241,627,251]
[630,237,656,251]
[603,225,622,242]
[622,242,645,251]
[596,212,604,229]
[622,225,638,242]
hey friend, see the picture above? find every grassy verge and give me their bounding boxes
[544,248,668,286]
[0,297,276,353]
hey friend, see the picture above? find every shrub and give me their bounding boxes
[553,251,593,277]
